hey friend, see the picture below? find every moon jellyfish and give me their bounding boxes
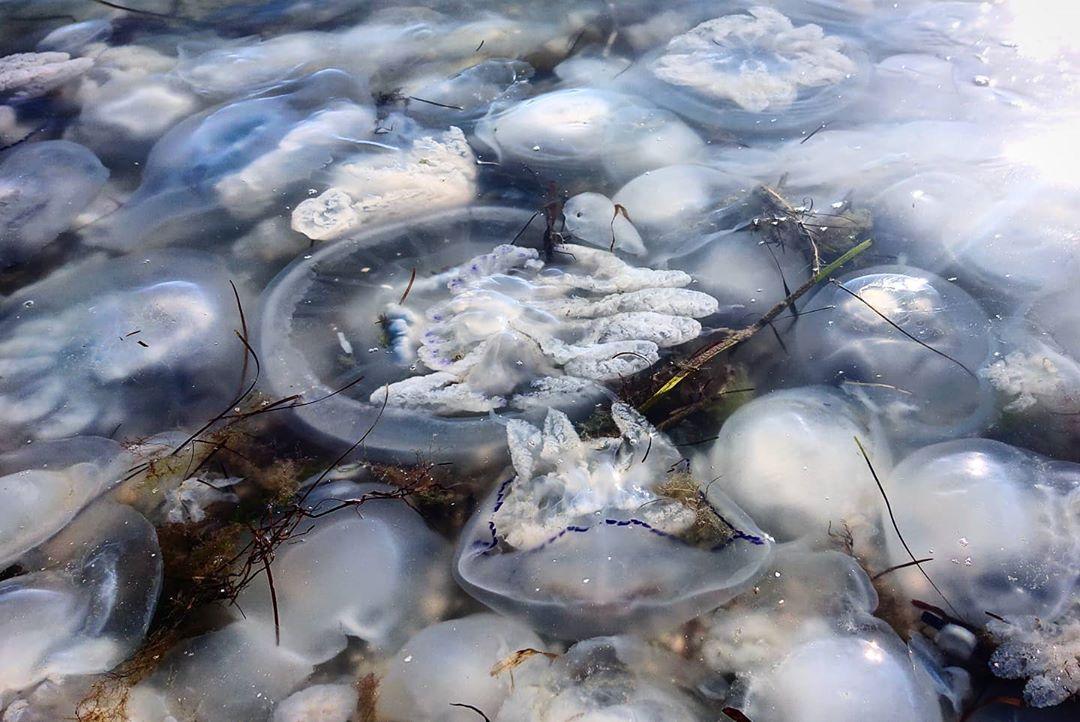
[879,439,1080,626]
[291,125,477,242]
[983,284,1080,459]
[272,684,358,722]
[0,499,162,698]
[260,207,716,465]
[0,437,131,567]
[495,636,714,722]
[404,58,534,130]
[454,404,772,639]
[0,51,91,100]
[0,251,246,445]
[129,480,450,722]
[378,613,550,722]
[703,387,892,544]
[988,602,1080,708]
[474,88,704,184]
[738,627,953,722]
[620,6,868,134]
[791,266,996,445]
[0,140,108,267]
[942,183,1080,302]
[81,69,375,251]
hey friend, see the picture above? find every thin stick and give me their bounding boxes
[640,239,871,410]
[855,435,962,619]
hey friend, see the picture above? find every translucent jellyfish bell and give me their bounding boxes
[378,613,550,722]
[0,499,162,698]
[404,58,534,130]
[259,207,718,465]
[495,636,714,722]
[454,404,772,639]
[0,140,108,267]
[0,436,131,567]
[703,387,892,544]
[129,480,450,722]
[879,439,1080,625]
[81,69,375,251]
[739,627,950,722]
[473,88,704,184]
[791,266,997,445]
[619,6,869,134]
[0,251,247,445]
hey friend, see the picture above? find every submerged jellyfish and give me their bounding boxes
[0,499,162,698]
[709,546,969,721]
[0,251,246,445]
[378,613,550,722]
[474,88,704,184]
[291,124,477,242]
[983,283,1080,459]
[81,69,375,251]
[703,387,892,544]
[791,266,996,445]
[0,51,91,100]
[129,480,450,722]
[738,627,953,722]
[455,404,772,639]
[404,58,534,130]
[260,207,716,465]
[620,6,868,133]
[879,439,1080,626]
[0,140,108,267]
[0,436,131,567]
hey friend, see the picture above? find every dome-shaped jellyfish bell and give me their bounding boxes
[791,266,997,447]
[0,251,247,446]
[258,206,719,467]
[940,183,1080,306]
[0,499,162,697]
[0,436,132,568]
[703,386,892,544]
[454,403,773,640]
[617,6,870,136]
[738,625,951,722]
[879,439,1080,627]
[472,88,705,187]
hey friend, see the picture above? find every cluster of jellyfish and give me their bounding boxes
[0,0,1078,721]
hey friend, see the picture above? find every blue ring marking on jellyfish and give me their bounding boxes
[468,476,766,556]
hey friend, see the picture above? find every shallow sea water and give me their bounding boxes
[0,1,1078,721]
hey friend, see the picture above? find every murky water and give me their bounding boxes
[0,2,1078,721]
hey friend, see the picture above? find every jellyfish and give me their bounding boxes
[737,627,954,722]
[701,547,882,676]
[0,140,107,267]
[291,124,477,242]
[496,636,714,722]
[454,403,772,639]
[939,183,1080,304]
[272,684,358,722]
[878,439,1079,626]
[983,283,1080,459]
[0,51,91,100]
[0,436,131,567]
[259,206,717,466]
[378,613,551,722]
[617,6,868,134]
[129,480,451,722]
[403,58,534,130]
[702,387,892,544]
[0,499,162,698]
[790,266,997,446]
[81,69,376,251]
[988,603,1080,708]
[0,251,248,445]
[473,88,704,185]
